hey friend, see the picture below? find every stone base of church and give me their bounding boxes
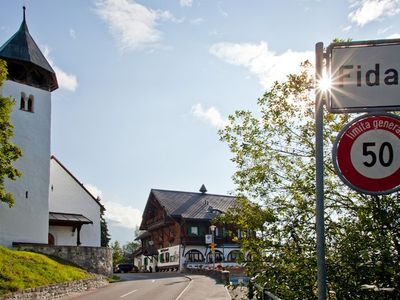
[13,243,113,276]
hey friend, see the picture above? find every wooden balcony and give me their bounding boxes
[182,235,237,245]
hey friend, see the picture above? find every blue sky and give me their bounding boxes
[1,0,400,244]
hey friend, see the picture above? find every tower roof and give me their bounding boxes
[0,7,58,91]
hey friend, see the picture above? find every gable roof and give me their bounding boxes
[150,188,236,220]
[50,156,105,211]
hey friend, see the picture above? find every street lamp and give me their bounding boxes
[210,225,216,269]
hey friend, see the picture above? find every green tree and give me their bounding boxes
[98,197,111,247]
[111,241,123,265]
[219,61,400,298]
[122,241,140,263]
[0,59,22,207]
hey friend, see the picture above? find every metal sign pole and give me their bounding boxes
[315,42,327,300]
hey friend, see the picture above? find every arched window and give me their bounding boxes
[19,93,34,112]
[185,250,204,262]
[207,250,224,263]
[20,93,26,110]
[27,95,34,112]
[226,250,243,262]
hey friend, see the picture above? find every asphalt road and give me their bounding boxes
[63,272,231,300]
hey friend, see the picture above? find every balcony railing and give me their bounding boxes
[183,235,237,245]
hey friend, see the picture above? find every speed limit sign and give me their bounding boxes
[333,113,400,195]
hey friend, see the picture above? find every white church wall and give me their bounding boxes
[49,158,101,247]
[49,226,77,246]
[0,81,51,246]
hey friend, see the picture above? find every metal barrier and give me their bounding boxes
[248,276,282,300]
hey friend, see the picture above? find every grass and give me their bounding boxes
[0,246,92,295]
[108,275,121,283]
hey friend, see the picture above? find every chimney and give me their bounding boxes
[199,184,207,194]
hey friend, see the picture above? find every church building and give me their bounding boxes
[0,8,102,248]
[0,7,58,247]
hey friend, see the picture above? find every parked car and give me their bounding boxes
[113,263,134,273]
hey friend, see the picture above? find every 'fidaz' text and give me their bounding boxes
[338,64,398,87]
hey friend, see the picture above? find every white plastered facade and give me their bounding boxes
[0,81,51,247]
[49,158,101,247]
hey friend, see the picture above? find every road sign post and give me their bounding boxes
[315,42,327,300]
[315,38,400,300]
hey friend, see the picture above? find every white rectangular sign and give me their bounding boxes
[328,40,400,113]
[205,234,212,244]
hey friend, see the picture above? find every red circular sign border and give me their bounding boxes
[335,114,400,194]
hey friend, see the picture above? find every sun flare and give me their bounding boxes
[318,75,332,91]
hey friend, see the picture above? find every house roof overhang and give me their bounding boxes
[135,231,151,241]
[49,212,93,227]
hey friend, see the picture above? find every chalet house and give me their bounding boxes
[135,185,242,271]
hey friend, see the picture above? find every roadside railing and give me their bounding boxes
[248,275,282,300]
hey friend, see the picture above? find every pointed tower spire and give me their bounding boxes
[20,6,28,32]
[0,7,58,91]
[199,184,207,194]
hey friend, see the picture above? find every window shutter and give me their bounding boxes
[199,226,204,236]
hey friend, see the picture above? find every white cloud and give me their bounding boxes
[348,0,400,26]
[103,200,142,230]
[95,0,179,51]
[191,103,227,129]
[43,46,78,92]
[210,41,313,89]
[190,17,205,25]
[84,184,103,199]
[378,25,393,34]
[387,33,400,38]
[342,25,352,32]
[156,10,184,23]
[69,28,76,39]
[180,0,193,7]
[83,184,141,230]
[217,2,228,17]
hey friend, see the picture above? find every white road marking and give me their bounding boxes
[175,278,192,300]
[120,289,138,298]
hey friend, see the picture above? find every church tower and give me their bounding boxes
[0,7,58,246]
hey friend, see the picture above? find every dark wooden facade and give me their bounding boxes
[140,193,237,254]
[136,188,240,270]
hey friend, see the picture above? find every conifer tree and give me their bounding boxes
[98,197,111,247]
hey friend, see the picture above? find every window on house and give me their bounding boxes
[215,227,221,237]
[27,95,34,112]
[227,250,242,262]
[20,93,26,110]
[189,226,198,236]
[20,93,34,112]
[207,250,224,263]
[185,250,204,262]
